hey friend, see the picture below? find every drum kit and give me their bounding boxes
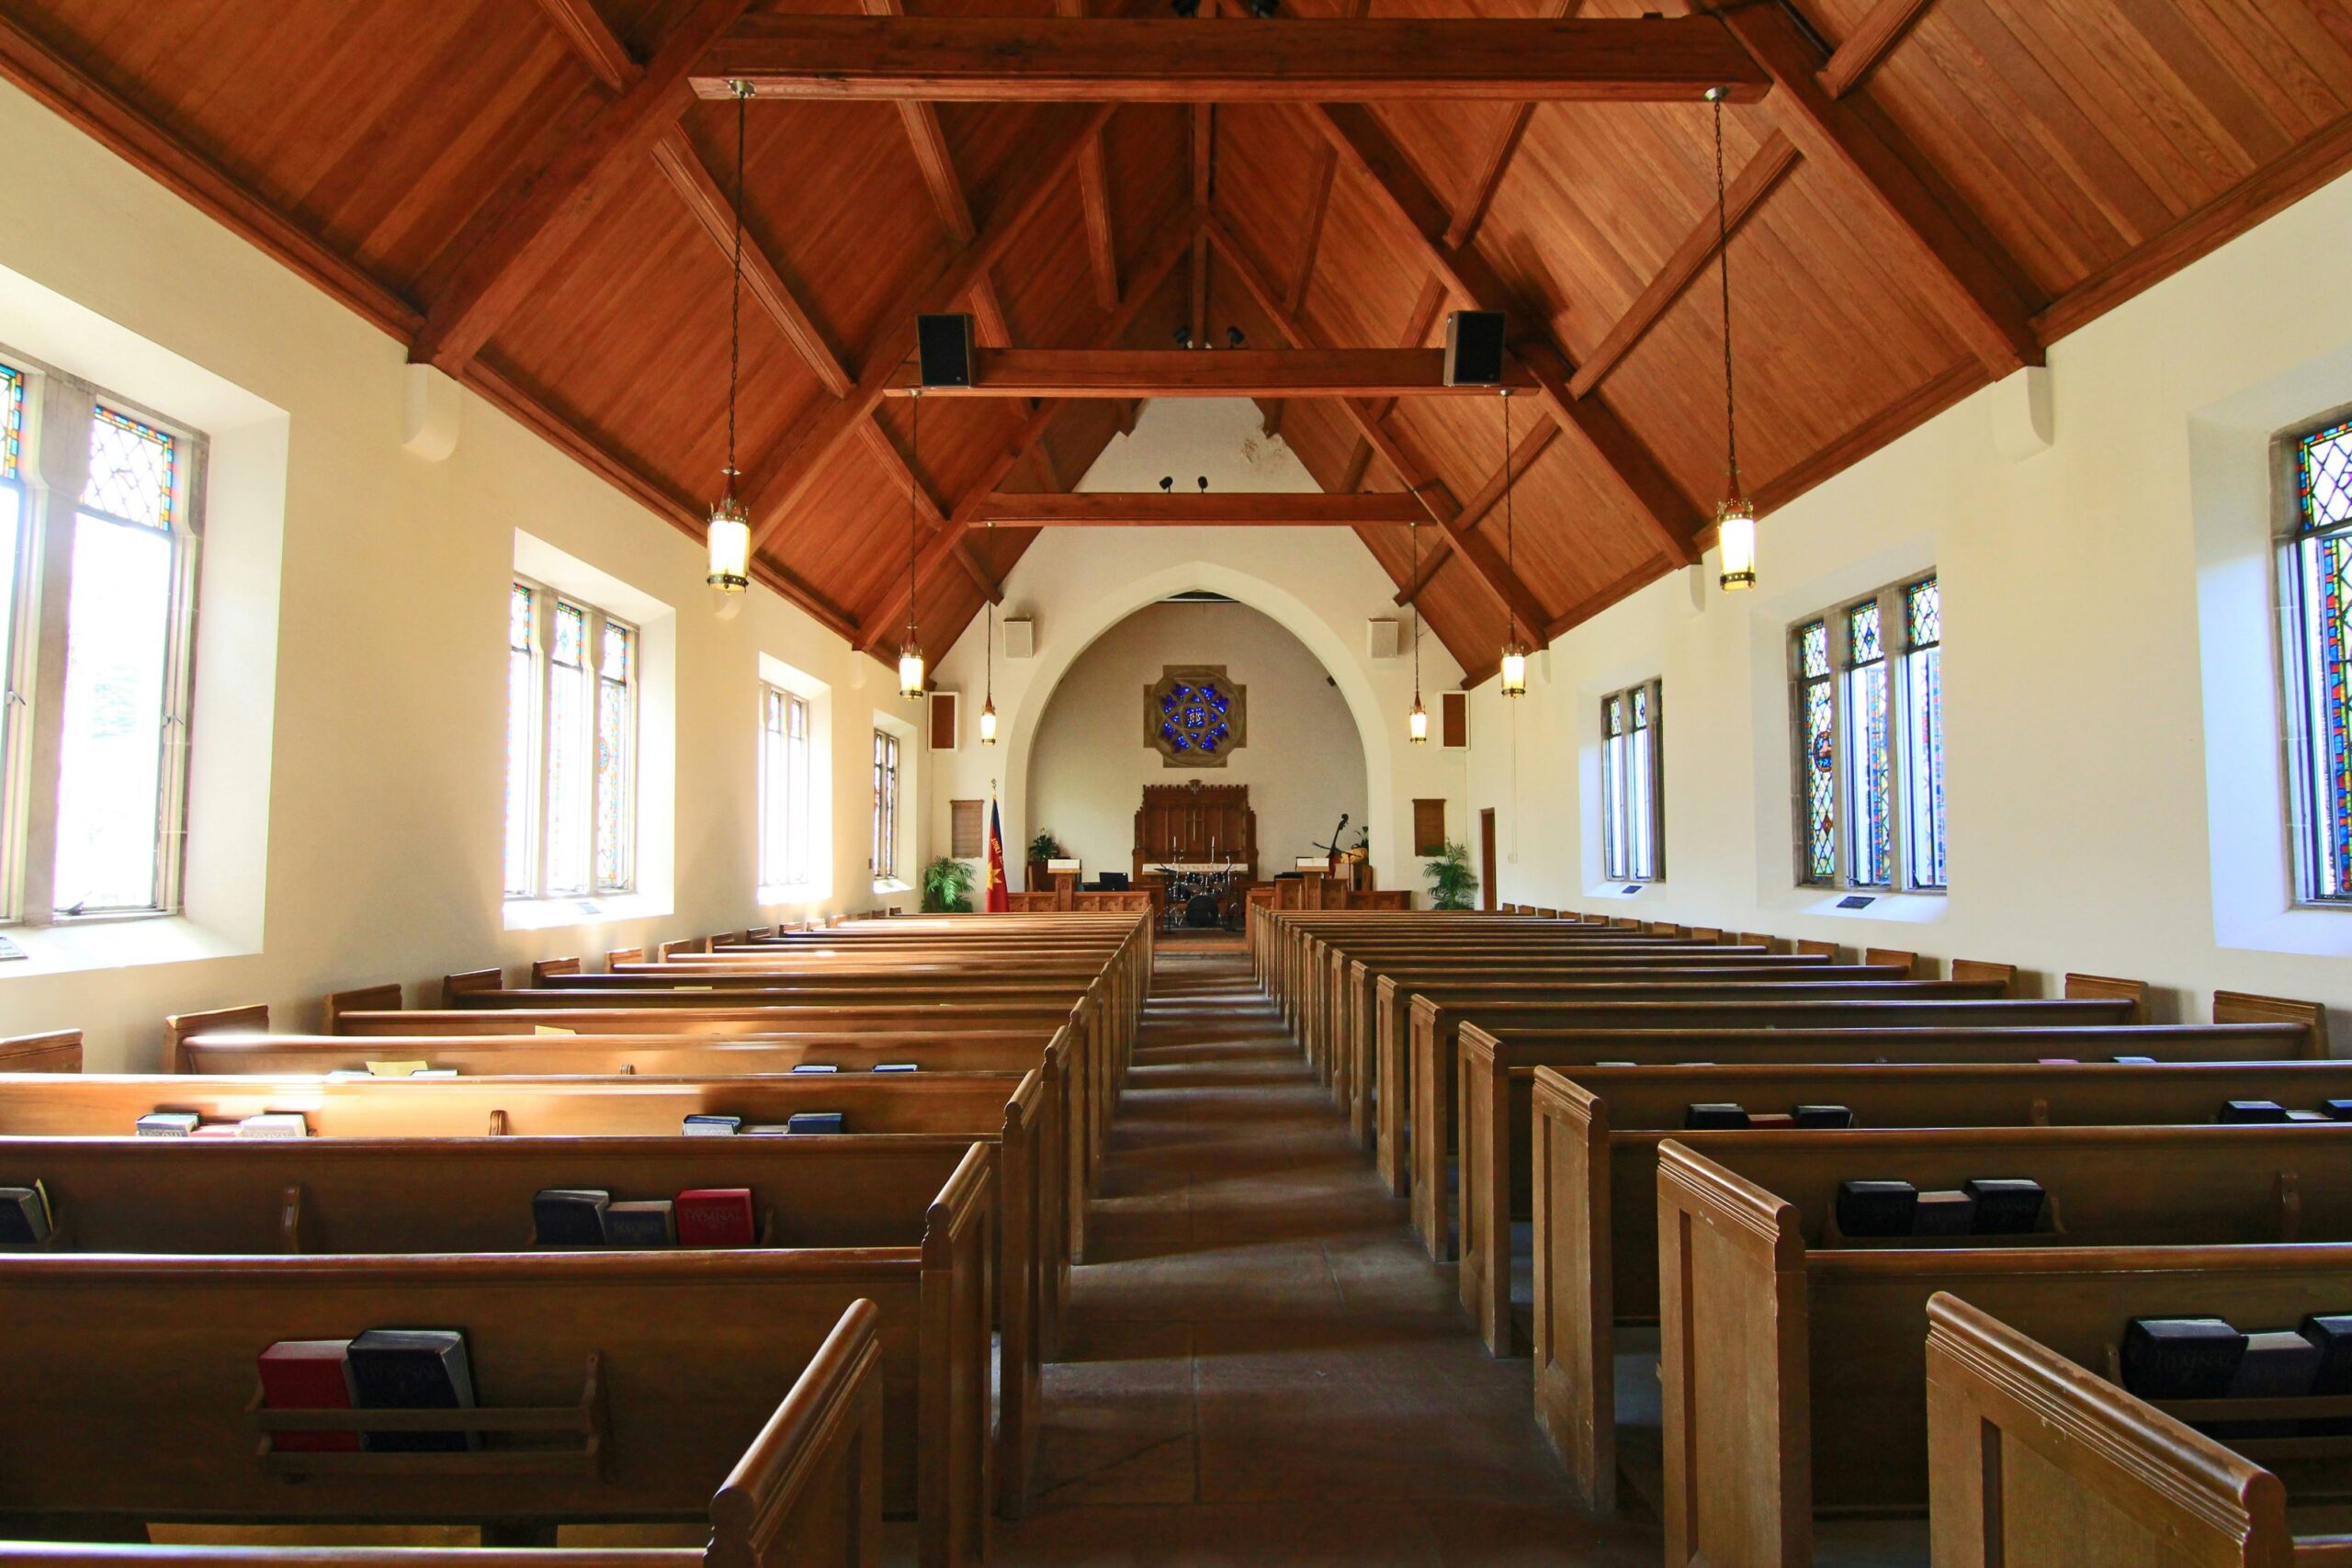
[1154,858,1242,931]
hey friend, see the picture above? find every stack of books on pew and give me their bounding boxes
[136,1111,310,1137]
[532,1186,755,1247]
[258,1329,477,1452]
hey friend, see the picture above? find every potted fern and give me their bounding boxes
[1423,840,1478,910]
[922,855,976,914]
[1026,831,1064,893]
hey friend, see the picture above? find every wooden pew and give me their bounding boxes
[1521,1046,2335,1509]
[0,1069,1054,1516]
[0,1226,985,1562]
[0,1134,990,1562]
[1404,982,2065,1258]
[1654,1128,2352,1566]
[1925,1291,2352,1568]
[0,1032,81,1073]
[0,1297,888,1567]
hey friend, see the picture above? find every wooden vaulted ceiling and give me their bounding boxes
[6,0,2352,682]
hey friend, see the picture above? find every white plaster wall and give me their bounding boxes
[0,81,909,1066]
[1462,164,2352,1033]
[1025,600,1368,878]
[927,400,1468,895]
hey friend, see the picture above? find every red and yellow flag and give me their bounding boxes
[985,794,1010,913]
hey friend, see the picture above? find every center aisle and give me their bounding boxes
[995,936,1663,1566]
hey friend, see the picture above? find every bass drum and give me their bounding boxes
[1184,893,1221,928]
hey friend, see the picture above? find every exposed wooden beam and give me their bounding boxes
[1818,0,1939,100]
[1078,138,1119,310]
[1306,101,1702,565]
[652,126,852,398]
[884,347,1539,398]
[411,0,753,372]
[1206,214,1553,645]
[854,420,1000,601]
[531,0,640,92]
[1720,4,2040,376]
[741,102,1115,553]
[1444,0,1578,250]
[697,17,1773,102]
[1286,141,1340,319]
[974,492,1429,526]
[1366,275,1452,426]
[1570,129,1799,398]
[0,12,422,341]
[1191,104,1214,347]
[853,210,1199,652]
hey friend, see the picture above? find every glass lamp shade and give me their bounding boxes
[707,497,751,593]
[1717,495,1758,592]
[1498,644,1529,698]
[978,697,999,745]
[898,642,926,700]
[1408,696,1429,744]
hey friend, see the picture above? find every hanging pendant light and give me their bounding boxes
[1497,389,1530,698]
[707,81,754,618]
[898,389,927,699]
[1707,86,1758,592]
[979,509,999,744]
[1407,513,1429,743]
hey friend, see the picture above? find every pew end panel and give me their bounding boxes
[0,1032,82,1073]
[2065,973,2149,1022]
[706,1298,888,1568]
[164,1008,269,1075]
[322,986,403,1035]
[1656,1139,1815,1568]
[917,1144,995,1564]
[2215,992,2332,1057]
[1948,960,2017,995]
[1529,1071,1614,1513]
[531,959,582,986]
[1924,1292,2296,1568]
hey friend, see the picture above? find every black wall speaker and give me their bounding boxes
[917,313,975,388]
[1443,310,1506,387]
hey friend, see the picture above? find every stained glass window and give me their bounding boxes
[82,405,175,531]
[1901,578,1947,891]
[503,585,537,897]
[0,364,23,481]
[505,585,637,902]
[2286,421,2352,901]
[1795,619,1836,884]
[1158,678,1235,755]
[1844,603,1893,887]
[761,686,813,890]
[872,728,901,881]
[1600,682,1661,882]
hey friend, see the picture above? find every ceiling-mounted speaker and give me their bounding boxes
[917,314,975,388]
[1443,310,1506,388]
[1002,616,1035,660]
[1366,617,1400,660]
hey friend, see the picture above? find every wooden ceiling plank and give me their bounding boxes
[1366,275,1453,426]
[530,0,641,93]
[1207,214,1552,643]
[742,101,1116,553]
[975,492,1428,525]
[651,126,853,398]
[1817,0,1940,100]
[1721,4,2041,376]
[1306,101,1702,565]
[698,17,1772,102]
[1286,141,1340,318]
[853,209,1200,652]
[1444,0,1579,250]
[410,0,754,372]
[1569,129,1800,398]
[880,347,1540,397]
[1079,136,1120,310]
[0,12,423,340]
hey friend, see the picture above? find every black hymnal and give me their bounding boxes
[345,1328,478,1452]
[1963,1178,2044,1235]
[532,1188,609,1247]
[2121,1317,2245,1400]
[1793,1105,1853,1129]
[2221,1100,2290,1123]
[1683,1104,1749,1130]
[1835,1179,1917,1237]
[0,1184,51,1245]
[2304,1314,2352,1394]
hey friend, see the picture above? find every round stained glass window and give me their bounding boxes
[1146,667,1246,767]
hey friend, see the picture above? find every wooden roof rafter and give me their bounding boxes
[1443,0,1579,251]
[528,0,641,94]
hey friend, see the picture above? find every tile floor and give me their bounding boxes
[992,940,1665,1566]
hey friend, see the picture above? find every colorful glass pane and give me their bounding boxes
[1848,601,1883,666]
[509,583,533,651]
[1631,687,1647,729]
[1803,677,1836,883]
[600,620,630,682]
[2317,532,2352,898]
[595,673,630,891]
[2300,419,2352,535]
[503,633,535,897]
[82,405,175,531]
[1905,577,1940,649]
[1846,660,1893,886]
[0,364,23,481]
[1605,695,1623,738]
[1798,620,1829,679]
[1904,643,1947,889]
[551,602,586,668]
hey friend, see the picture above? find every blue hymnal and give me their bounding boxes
[786,1111,844,1135]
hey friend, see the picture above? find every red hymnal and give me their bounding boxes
[674,1188,755,1248]
[258,1339,358,1452]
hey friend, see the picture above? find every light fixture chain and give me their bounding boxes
[729,84,748,491]
[1714,90,1739,495]
[907,389,921,645]
[1501,388,1516,646]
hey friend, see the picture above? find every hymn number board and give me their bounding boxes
[1146,667,1247,769]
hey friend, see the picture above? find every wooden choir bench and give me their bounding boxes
[1519,1046,2337,1510]
[1655,1126,2352,1566]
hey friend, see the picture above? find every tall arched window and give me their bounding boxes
[2282,416,2352,902]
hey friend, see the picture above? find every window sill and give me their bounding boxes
[0,912,254,978]
[1767,886,1950,925]
[502,891,673,933]
[1584,881,1661,899]
[871,879,912,897]
[757,883,825,909]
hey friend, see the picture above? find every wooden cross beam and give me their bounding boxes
[973,493,1429,526]
[694,17,1773,103]
[882,348,1540,398]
